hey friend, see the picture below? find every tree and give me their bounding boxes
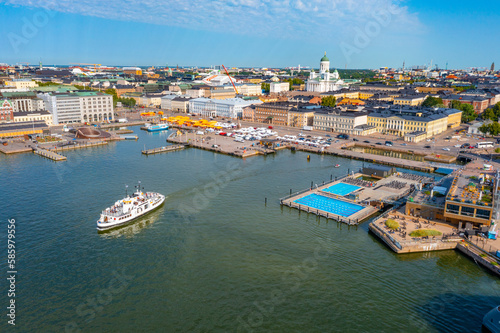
[261,83,270,93]
[422,96,443,108]
[321,96,336,107]
[483,102,500,121]
[461,104,476,123]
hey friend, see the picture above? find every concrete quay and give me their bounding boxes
[33,148,67,161]
[142,144,186,155]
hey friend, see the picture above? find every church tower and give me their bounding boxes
[320,52,330,73]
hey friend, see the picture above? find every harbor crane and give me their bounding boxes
[221,64,239,95]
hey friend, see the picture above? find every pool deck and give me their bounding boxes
[280,174,379,225]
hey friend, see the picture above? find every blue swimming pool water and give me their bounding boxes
[323,182,362,196]
[294,193,365,217]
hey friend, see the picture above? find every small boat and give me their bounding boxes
[483,305,500,333]
[146,123,169,132]
[120,135,138,140]
[335,164,340,168]
[97,182,165,231]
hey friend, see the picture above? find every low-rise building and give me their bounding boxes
[209,88,236,100]
[13,111,53,125]
[235,84,262,96]
[254,102,294,126]
[171,97,191,113]
[288,107,316,128]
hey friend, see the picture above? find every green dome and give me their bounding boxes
[321,52,329,62]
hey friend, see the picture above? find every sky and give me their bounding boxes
[0,0,498,69]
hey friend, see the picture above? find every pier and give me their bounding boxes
[33,148,67,161]
[142,144,187,155]
[50,140,109,152]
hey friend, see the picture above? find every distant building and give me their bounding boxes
[306,53,345,93]
[123,67,143,75]
[235,84,262,96]
[442,95,491,114]
[4,79,38,89]
[270,82,290,94]
[38,91,114,124]
[393,95,427,106]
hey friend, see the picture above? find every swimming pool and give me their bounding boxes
[322,182,362,196]
[294,193,365,217]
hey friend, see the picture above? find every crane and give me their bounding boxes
[70,63,101,72]
[221,64,239,95]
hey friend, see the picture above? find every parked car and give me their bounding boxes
[401,143,407,146]
[363,140,370,143]
[442,147,451,151]
[376,142,383,145]
[353,138,359,142]
[424,145,431,148]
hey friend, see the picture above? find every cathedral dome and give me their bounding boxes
[320,52,329,62]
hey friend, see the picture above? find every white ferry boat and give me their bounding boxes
[146,123,169,132]
[97,182,165,230]
[483,305,500,333]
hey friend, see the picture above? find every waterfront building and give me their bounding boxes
[242,105,256,122]
[0,91,45,112]
[253,102,296,126]
[189,97,262,118]
[0,99,14,122]
[270,82,290,94]
[13,111,53,125]
[313,108,376,135]
[367,107,462,141]
[406,169,499,229]
[0,121,47,138]
[288,107,316,128]
[306,53,346,93]
[38,91,114,125]
[171,97,191,113]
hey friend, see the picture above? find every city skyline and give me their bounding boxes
[0,0,499,69]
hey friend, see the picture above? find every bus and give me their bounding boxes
[476,142,494,148]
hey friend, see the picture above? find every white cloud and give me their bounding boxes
[2,0,422,41]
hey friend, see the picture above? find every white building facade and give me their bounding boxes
[38,91,114,124]
[306,53,346,93]
[189,98,262,118]
[270,82,289,94]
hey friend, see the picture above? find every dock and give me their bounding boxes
[34,148,67,161]
[50,140,109,152]
[142,144,186,155]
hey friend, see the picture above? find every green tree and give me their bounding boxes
[461,104,476,123]
[422,96,443,108]
[104,88,119,107]
[321,96,336,107]
[261,82,270,93]
[483,102,500,121]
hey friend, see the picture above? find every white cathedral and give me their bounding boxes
[306,52,346,93]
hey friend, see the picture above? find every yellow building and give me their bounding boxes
[288,108,315,128]
[394,95,426,106]
[13,111,53,126]
[5,79,38,89]
[368,107,462,140]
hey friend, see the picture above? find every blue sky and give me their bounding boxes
[0,0,498,69]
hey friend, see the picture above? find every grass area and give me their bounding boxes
[36,136,62,143]
[410,229,443,237]
[482,194,492,203]
[360,176,379,182]
[385,219,399,230]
